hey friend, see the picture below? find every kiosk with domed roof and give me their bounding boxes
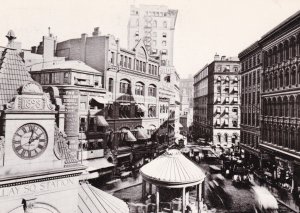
[140,149,206,213]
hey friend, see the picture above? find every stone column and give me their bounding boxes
[156,187,160,213]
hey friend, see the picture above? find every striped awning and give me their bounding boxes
[91,97,108,104]
[78,183,129,213]
[124,130,137,142]
[136,128,150,140]
[96,116,109,127]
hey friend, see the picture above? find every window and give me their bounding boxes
[232,107,238,115]
[120,55,123,66]
[162,33,167,38]
[161,49,168,55]
[140,61,143,71]
[148,105,156,117]
[152,40,157,46]
[232,120,238,127]
[163,21,167,28]
[148,85,156,97]
[225,97,229,103]
[162,41,166,46]
[153,20,157,28]
[108,78,113,92]
[120,79,131,94]
[111,52,115,64]
[225,107,229,114]
[124,56,127,67]
[128,58,132,69]
[88,117,96,131]
[136,60,139,70]
[135,82,144,95]
[143,62,146,72]
[80,102,86,110]
[119,104,131,118]
[64,72,70,84]
[79,117,87,132]
[135,31,139,37]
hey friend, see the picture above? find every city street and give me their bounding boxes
[97,157,294,212]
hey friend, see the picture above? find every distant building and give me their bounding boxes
[194,54,240,147]
[55,29,160,166]
[128,4,178,66]
[179,78,194,136]
[238,41,262,169]
[128,5,181,144]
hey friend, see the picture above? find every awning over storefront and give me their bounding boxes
[96,115,109,127]
[78,182,129,213]
[137,104,147,112]
[91,97,108,105]
[82,158,115,172]
[178,123,183,128]
[117,153,132,158]
[136,128,150,140]
[124,130,137,142]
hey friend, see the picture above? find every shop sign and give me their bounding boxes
[0,178,76,199]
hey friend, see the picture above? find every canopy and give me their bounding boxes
[140,149,205,187]
[136,128,150,140]
[91,97,108,105]
[124,130,137,142]
[137,104,147,112]
[78,182,129,213]
[96,115,109,127]
[82,158,115,172]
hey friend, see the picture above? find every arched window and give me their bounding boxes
[273,97,277,116]
[296,95,300,118]
[152,20,157,28]
[148,84,157,97]
[278,126,283,146]
[217,134,221,143]
[135,82,144,96]
[285,69,290,86]
[291,128,295,150]
[163,21,167,28]
[268,49,273,66]
[279,71,283,87]
[273,125,278,145]
[290,96,295,117]
[273,72,278,89]
[283,96,289,117]
[269,73,273,89]
[284,40,290,60]
[120,79,131,94]
[291,36,296,58]
[278,97,283,117]
[279,43,283,62]
[291,67,296,85]
[224,134,228,143]
[108,78,114,92]
[273,46,278,64]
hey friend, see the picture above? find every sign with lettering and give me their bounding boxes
[0,177,76,199]
[21,98,44,110]
[63,90,79,137]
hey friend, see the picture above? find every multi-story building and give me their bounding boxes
[259,11,300,194]
[238,42,262,169]
[194,54,240,147]
[128,4,178,66]
[179,78,194,137]
[128,5,181,144]
[55,28,160,166]
[193,65,209,140]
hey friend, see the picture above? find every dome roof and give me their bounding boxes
[140,149,205,187]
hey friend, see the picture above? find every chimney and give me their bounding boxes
[214,53,220,61]
[6,30,22,51]
[42,35,56,61]
[221,55,226,61]
[80,33,87,62]
[31,46,37,53]
[92,27,101,37]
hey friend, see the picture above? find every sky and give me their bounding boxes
[0,0,299,78]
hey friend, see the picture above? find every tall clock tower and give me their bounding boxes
[0,32,85,213]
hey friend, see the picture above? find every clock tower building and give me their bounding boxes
[0,31,85,213]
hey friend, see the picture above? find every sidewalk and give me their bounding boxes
[250,174,299,212]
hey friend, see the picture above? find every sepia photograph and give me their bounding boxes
[0,0,299,212]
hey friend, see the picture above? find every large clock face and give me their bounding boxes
[12,123,48,159]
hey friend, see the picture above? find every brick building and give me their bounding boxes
[238,42,262,169]
[194,55,240,147]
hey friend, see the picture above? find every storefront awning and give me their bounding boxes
[91,97,108,105]
[78,183,129,213]
[82,158,115,172]
[96,115,109,127]
[178,123,183,128]
[117,153,132,158]
[137,104,147,112]
[124,130,137,142]
[136,128,150,140]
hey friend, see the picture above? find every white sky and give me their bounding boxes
[0,0,299,78]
